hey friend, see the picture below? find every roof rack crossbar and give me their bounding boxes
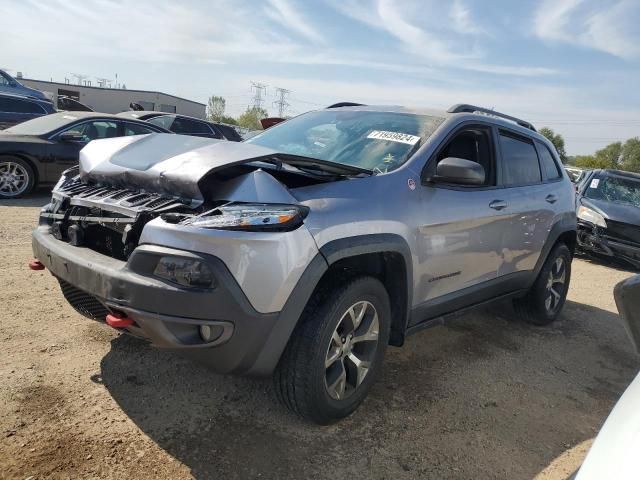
[447,104,536,132]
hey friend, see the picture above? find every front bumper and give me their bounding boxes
[577,221,640,268]
[32,225,284,375]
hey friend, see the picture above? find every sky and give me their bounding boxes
[1,0,639,155]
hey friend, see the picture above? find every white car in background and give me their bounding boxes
[575,274,640,479]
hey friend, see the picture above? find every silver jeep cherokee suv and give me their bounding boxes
[31,104,577,424]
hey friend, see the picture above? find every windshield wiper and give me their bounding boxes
[266,153,374,177]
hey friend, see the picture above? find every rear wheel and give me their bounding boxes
[0,157,35,199]
[274,276,391,424]
[513,243,571,325]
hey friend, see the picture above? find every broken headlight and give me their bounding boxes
[153,257,215,289]
[578,206,607,228]
[185,203,307,231]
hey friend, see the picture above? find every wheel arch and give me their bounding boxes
[530,218,577,285]
[248,234,413,376]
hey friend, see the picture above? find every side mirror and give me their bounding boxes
[59,131,86,143]
[431,157,485,186]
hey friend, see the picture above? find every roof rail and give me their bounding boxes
[447,104,536,132]
[326,102,366,108]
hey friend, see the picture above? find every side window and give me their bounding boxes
[537,142,561,180]
[63,121,119,141]
[436,127,495,186]
[172,117,212,135]
[124,123,155,136]
[0,97,45,114]
[499,133,541,186]
[215,123,242,141]
[0,75,10,86]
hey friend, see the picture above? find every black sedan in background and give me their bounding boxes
[0,112,169,198]
[576,169,640,269]
[117,111,243,141]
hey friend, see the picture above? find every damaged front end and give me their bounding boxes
[39,134,335,261]
[31,134,339,373]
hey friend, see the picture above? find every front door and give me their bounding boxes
[412,125,509,319]
[46,119,119,180]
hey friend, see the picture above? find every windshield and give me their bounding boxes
[3,112,83,135]
[585,175,640,207]
[245,110,444,173]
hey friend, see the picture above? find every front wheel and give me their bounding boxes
[273,276,391,424]
[513,243,572,325]
[0,157,35,199]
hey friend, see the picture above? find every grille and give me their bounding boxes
[604,220,640,246]
[58,279,109,321]
[56,177,187,213]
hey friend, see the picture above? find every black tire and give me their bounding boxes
[0,156,35,199]
[513,243,572,325]
[273,276,391,424]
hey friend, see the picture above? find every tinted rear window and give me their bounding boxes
[500,133,541,186]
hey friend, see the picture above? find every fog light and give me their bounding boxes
[199,325,213,342]
[153,257,215,288]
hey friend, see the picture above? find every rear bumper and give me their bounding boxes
[577,221,640,267]
[32,225,294,376]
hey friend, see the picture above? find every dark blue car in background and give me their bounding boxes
[0,69,49,101]
[0,92,56,130]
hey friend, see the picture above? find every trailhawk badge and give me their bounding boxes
[408,178,416,190]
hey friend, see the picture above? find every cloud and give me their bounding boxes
[264,0,324,43]
[534,0,640,59]
[326,0,557,76]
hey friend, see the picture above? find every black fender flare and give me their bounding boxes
[248,234,413,375]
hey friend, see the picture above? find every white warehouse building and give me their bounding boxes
[20,78,206,119]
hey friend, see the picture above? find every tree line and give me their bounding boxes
[207,95,269,130]
[539,127,640,173]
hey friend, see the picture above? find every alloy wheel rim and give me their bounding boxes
[0,162,29,196]
[545,256,566,313]
[324,300,380,400]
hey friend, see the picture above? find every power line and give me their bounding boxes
[273,87,291,117]
[249,81,268,110]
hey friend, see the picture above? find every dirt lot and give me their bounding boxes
[1,193,638,480]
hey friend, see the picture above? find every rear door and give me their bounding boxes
[495,130,555,278]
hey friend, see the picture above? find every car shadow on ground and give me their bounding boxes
[97,299,639,479]
[0,189,51,208]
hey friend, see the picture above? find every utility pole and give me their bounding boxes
[249,81,267,110]
[70,73,88,86]
[273,87,291,117]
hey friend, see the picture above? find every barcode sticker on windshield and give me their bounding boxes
[590,179,600,189]
[367,130,420,145]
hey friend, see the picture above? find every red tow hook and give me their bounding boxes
[106,312,135,328]
[28,259,45,270]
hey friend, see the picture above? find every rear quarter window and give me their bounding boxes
[536,142,562,180]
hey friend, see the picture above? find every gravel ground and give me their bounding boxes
[1,192,638,480]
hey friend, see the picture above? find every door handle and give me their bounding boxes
[545,194,558,204]
[489,200,508,211]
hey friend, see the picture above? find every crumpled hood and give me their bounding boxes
[79,133,283,201]
[581,198,640,225]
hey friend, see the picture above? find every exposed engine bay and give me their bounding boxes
[39,134,365,261]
